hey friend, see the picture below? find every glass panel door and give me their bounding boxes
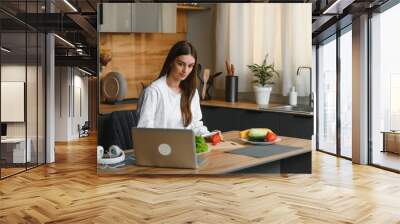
[339,29,352,158]
[371,4,400,171]
[1,2,29,178]
[318,36,337,154]
[0,1,46,178]
[1,31,28,178]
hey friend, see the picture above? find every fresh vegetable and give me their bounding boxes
[248,136,265,142]
[239,129,250,139]
[241,128,277,142]
[265,131,277,142]
[210,133,221,145]
[248,128,271,139]
[195,136,208,153]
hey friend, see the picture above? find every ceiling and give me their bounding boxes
[0,0,98,73]
[0,0,393,74]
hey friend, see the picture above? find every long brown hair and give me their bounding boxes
[158,41,198,127]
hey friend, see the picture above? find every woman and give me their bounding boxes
[137,41,209,136]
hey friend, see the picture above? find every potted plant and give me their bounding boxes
[247,54,279,105]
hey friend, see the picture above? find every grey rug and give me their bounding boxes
[227,145,304,158]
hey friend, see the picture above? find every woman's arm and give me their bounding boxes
[190,90,210,136]
[137,87,159,128]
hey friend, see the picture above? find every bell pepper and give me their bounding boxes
[239,129,250,139]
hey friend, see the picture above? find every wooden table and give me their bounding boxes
[382,131,400,154]
[97,131,312,175]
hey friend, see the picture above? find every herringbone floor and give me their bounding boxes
[1,135,400,223]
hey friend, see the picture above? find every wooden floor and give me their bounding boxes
[1,135,400,223]
[1,167,26,178]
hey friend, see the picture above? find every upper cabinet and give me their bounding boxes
[100,3,176,33]
[100,3,132,32]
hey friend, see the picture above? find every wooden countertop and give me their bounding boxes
[100,103,137,114]
[201,100,282,111]
[100,99,313,117]
[200,100,314,116]
[97,131,311,175]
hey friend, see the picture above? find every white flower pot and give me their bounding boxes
[254,85,272,105]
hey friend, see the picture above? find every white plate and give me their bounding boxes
[240,137,282,145]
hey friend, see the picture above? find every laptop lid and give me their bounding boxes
[132,128,204,169]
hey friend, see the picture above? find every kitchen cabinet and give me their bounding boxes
[201,107,241,132]
[100,3,176,33]
[239,110,279,131]
[278,113,313,139]
[201,106,313,139]
[100,3,132,32]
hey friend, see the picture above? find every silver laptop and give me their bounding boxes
[132,128,207,169]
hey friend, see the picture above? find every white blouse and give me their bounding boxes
[137,75,209,136]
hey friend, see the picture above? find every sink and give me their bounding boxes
[270,105,313,113]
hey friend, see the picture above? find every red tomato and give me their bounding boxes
[265,132,277,142]
[210,133,221,145]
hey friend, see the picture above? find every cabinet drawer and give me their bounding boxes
[239,110,279,132]
[278,114,313,139]
[202,105,313,139]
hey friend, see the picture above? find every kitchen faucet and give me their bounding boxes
[296,66,314,109]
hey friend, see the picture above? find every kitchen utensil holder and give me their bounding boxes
[225,76,238,102]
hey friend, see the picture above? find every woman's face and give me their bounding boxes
[169,54,196,81]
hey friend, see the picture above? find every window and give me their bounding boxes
[340,28,352,158]
[370,2,400,171]
[318,36,337,155]
[317,25,353,159]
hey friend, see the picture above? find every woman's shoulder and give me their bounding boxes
[143,85,160,98]
[147,76,167,91]
[142,77,169,99]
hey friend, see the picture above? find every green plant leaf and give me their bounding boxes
[247,53,279,86]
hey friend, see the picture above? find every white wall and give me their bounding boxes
[1,65,33,137]
[55,67,69,141]
[55,67,89,141]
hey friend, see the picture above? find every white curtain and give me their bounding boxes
[215,3,312,96]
